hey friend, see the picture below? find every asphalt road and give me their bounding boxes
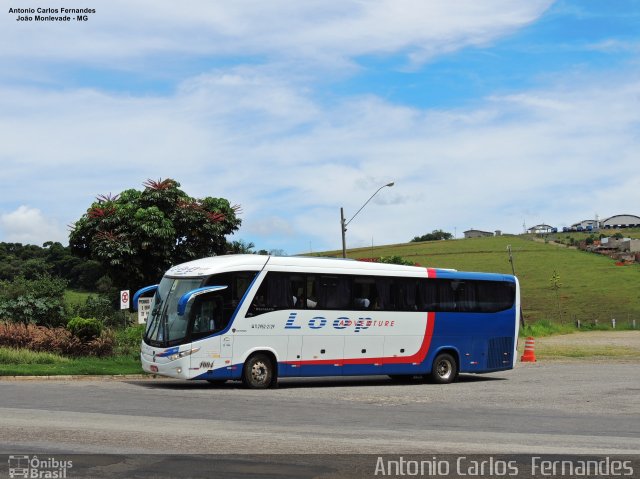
[1,361,638,458]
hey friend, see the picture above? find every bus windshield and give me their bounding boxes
[145,277,203,346]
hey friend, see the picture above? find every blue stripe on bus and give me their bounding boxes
[156,346,180,358]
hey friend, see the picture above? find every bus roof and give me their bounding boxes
[164,254,512,282]
[165,254,436,277]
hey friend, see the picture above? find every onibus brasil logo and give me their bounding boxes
[8,455,73,478]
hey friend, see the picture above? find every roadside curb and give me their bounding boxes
[0,374,163,381]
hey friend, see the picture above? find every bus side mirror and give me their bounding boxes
[132,285,158,311]
[177,286,228,316]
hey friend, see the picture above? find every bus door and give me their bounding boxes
[188,291,234,379]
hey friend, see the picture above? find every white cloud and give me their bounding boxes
[245,217,295,237]
[0,206,67,246]
[2,1,639,254]
[0,0,553,71]
[1,69,640,252]
[586,39,640,54]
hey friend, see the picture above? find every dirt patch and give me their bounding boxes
[535,330,640,348]
[519,331,640,361]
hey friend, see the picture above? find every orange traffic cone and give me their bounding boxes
[520,337,537,362]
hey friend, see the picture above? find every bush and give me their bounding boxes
[115,324,146,357]
[87,329,116,358]
[28,325,78,355]
[377,256,417,266]
[357,256,418,266]
[72,294,120,326]
[95,274,114,294]
[0,321,31,348]
[0,322,114,357]
[67,316,103,341]
[519,319,575,337]
[0,276,67,327]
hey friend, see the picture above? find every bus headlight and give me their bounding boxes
[167,347,200,362]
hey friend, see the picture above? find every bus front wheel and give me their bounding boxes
[242,353,275,389]
[430,352,458,384]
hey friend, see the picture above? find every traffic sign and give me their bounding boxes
[120,290,130,309]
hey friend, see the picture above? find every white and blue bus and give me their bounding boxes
[136,255,520,388]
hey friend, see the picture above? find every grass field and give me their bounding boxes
[64,289,92,307]
[0,347,142,376]
[318,234,640,326]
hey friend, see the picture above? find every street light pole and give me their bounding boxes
[341,182,394,258]
[340,207,347,258]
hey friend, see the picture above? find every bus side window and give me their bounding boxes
[317,275,351,309]
[306,276,318,309]
[417,279,438,311]
[234,273,255,305]
[353,277,374,310]
[396,279,418,311]
[475,281,515,312]
[453,281,477,312]
[290,274,306,309]
[247,276,270,317]
[191,295,224,337]
[437,279,456,311]
[247,273,293,316]
[374,277,393,310]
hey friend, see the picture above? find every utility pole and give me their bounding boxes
[507,245,526,328]
[340,207,347,258]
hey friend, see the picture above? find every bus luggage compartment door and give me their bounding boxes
[300,336,344,377]
[343,335,384,376]
[191,336,234,379]
[283,335,302,377]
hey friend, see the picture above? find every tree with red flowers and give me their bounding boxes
[69,179,241,290]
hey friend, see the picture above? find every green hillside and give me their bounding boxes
[317,235,639,326]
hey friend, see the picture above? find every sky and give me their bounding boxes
[1,0,639,255]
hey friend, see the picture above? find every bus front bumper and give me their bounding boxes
[141,353,192,380]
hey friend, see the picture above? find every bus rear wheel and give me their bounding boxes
[430,352,458,384]
[242,353,275,389]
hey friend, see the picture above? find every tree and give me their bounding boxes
[69,178,241,290]
[0,241,103,289]
[254,248,287,256]
[226,239,255,254]
[410,230,453,242]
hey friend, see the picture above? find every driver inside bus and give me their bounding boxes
[193,297,223,334]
